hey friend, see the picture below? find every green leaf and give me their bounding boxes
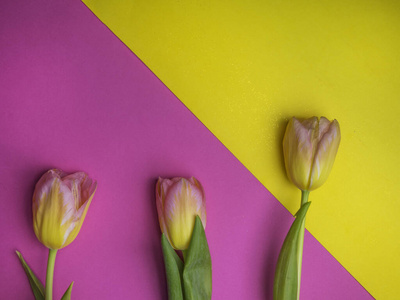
[15,250,45,300]
[161,234,184,300]
[183,216,212,300]
[60,282,74,300]
[273,202,311,300]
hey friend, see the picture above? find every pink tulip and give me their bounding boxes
[156,177,206,250]
[33,169,97,249]
[283,117,341,191]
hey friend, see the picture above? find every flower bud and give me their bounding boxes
[156,177,206,250]
[32,169,97,249]
[283,116,341,191]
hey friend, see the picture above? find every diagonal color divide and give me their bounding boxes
[1,0,372,298]
[82,0,400,298]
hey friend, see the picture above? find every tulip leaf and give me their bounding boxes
[183,216,212,300]
[60,282,74,300]
[161,233,184,300]
[15,250,45,300]
[273,202,311,300]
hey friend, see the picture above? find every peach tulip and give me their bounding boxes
[33,169,97,249]
[156,177,206,250]
[283,116,341,191]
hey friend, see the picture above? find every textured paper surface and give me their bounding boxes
[0,0,372,299]
[82,0,400,298]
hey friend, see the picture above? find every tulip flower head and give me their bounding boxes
[156,177,206,250]
[283,116,341,191]
[32,169,97,249]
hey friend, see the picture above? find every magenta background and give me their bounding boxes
[0,0,373,299]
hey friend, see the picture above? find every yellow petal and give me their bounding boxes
[309,119,341,190]
[164,178,205,250]
[283,117,315,190]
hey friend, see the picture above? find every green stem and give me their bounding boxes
[182,250,188,262]
[297,190,310,300]
[45,249,57,300]
[301,190,309,206]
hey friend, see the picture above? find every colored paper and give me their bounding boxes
[82,0,400,299]
[0,0,372,299]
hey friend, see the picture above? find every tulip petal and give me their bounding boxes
[34,178,74,249]
[32,170,63,213]
[309,119,341,190]
[188,177,207,226]
[164,178,205,250]
[63,172,97,207]
[156,178,170,244]
[317,117,331,141]
[62,180,97,248]
[283,118,315,190]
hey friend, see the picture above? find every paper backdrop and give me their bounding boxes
[81,1,400,299]
[0,0,391,298]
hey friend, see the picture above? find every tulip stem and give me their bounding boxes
[296,190,309,300]
[301,190,309,206]
[45,249,57,300]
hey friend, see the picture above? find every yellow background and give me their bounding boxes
[83,0,400,298]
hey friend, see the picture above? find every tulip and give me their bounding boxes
[156,177,206,250]
[283,116,341,191]
[33,169,97,250]
[275,116,341,300]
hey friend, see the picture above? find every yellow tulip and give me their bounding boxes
[32,169,97,249]
[156,177,206,250]
[283,116,341,191]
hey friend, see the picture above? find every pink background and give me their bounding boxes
[0,0,372,299]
